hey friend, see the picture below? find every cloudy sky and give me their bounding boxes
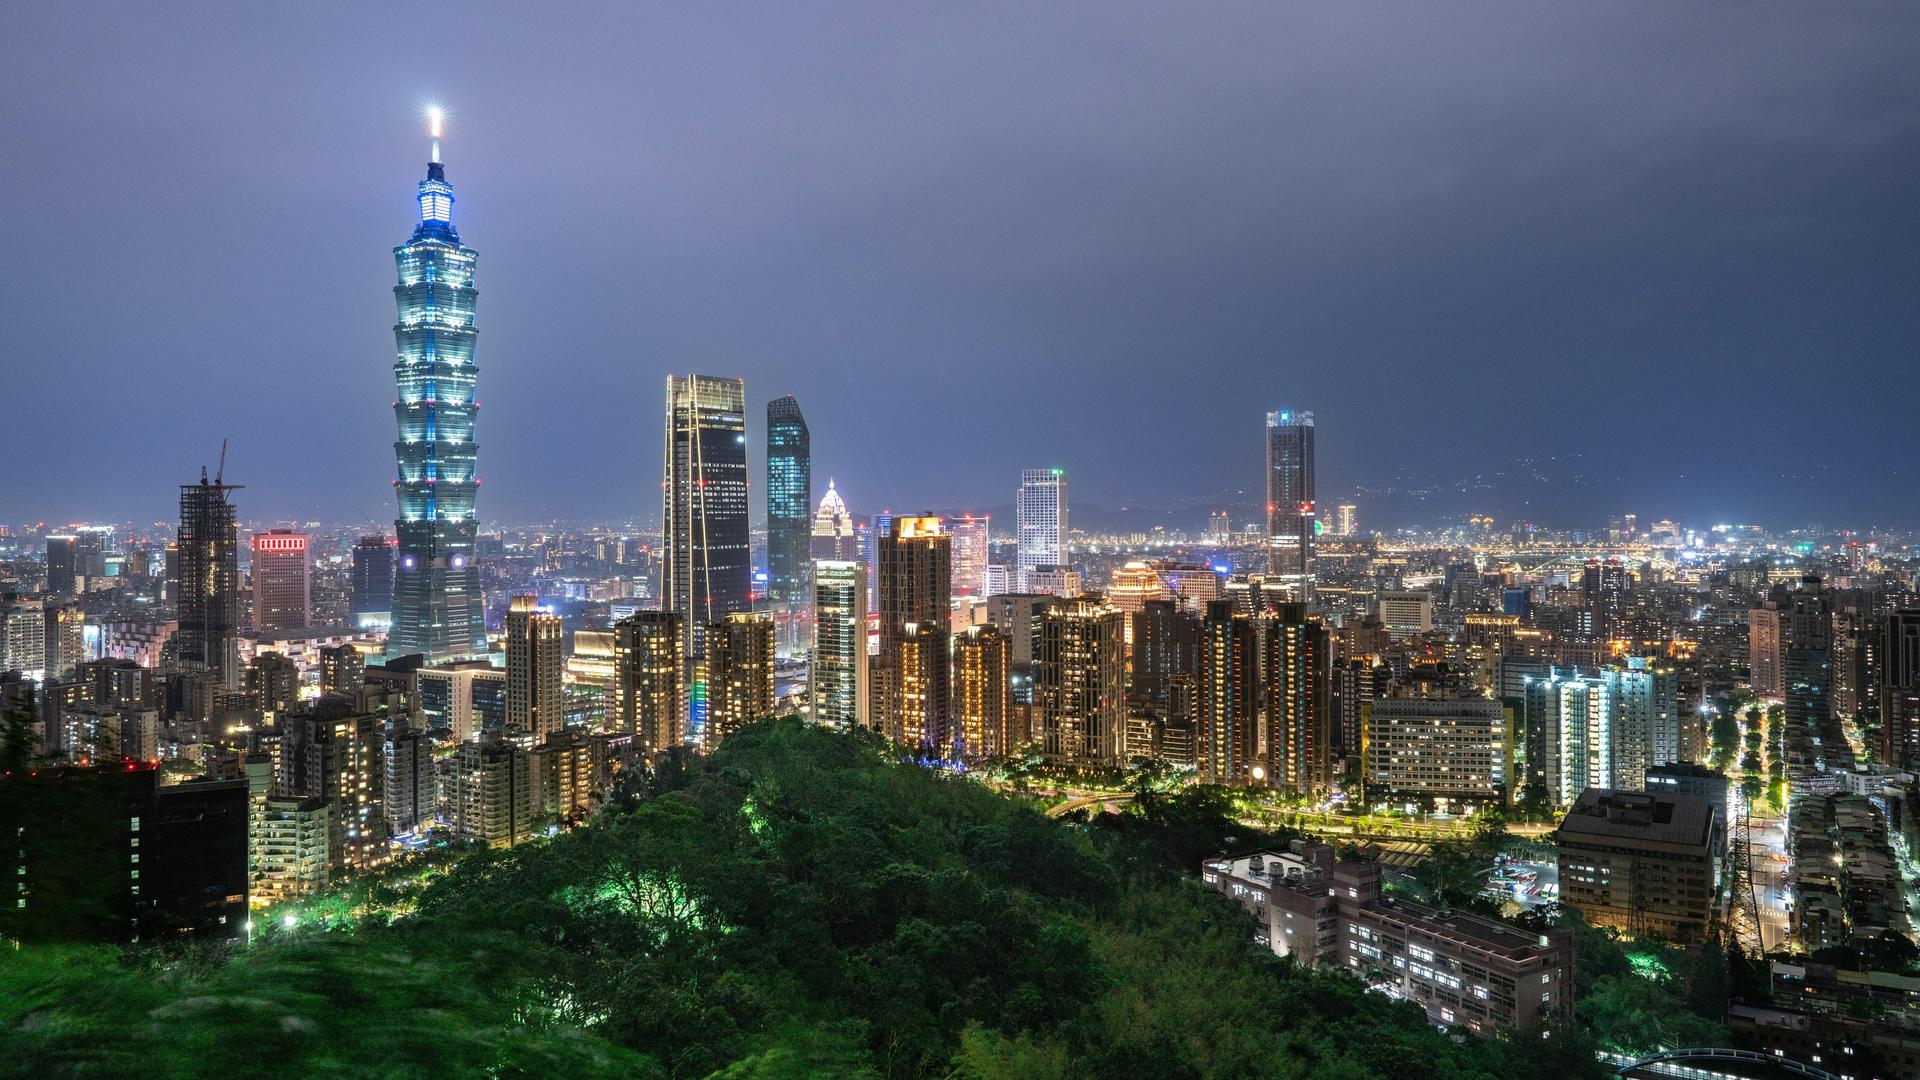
[4,3,1917,530]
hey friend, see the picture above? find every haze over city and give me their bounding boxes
[5,3,1918,528]
[11,6,1920,1079]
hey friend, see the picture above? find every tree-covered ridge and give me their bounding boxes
[1,719,1602,1078]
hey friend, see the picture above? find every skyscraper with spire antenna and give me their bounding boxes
[387,108,486,663]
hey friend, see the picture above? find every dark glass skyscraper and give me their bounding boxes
[387,124,485,662]
[351,535,394,629]
[664,374,751,740]
[1265,410,1315,602]
[176,468,242,688]
[765,394,811,607]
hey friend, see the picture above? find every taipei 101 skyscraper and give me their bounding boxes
[387,108,486,662]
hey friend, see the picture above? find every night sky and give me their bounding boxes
[5,4,1918,530]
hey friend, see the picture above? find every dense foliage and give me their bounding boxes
[2,719,1604,1078]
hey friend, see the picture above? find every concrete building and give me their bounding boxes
[811,559,869,730]
[702,611,775,749]
[614,611,683,755]
[384,726,439,835]
[877,516,951,754]
[453,734,533,848]
[1015,468,1067,592]
[0,595,46,678]
[1034,596,1125,768]
[1378,591,1434,639]
[953,624,1011,758]
[1557,788,1718,940]
[417,660,505,743]
[1262,603,1332,794]
[1200,599,1258,784]
[1203,841,1573,1037]
[505,596,564,742]
[1365,692,1506,811]
[253,795,331,905]
[1881,609,1920,773]
[250,530,310,635]
[1750,600,1785,698]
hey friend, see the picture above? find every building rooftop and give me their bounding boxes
[1364,895,1563,960]
[1558,788,1714,848]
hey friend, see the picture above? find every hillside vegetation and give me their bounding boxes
[1,719,1601,1078]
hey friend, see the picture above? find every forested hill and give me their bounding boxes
[0,719,1601,1078]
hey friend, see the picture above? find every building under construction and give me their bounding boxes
[174,461,242,688]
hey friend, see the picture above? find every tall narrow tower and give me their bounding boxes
[389,109,486,663]
[664,374,751,740]
[1265,410,1315,602]
[765,395,812,608]
[177,466,242,687]
[1016,468,1067,592]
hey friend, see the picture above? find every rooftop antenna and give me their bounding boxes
[427,105,444,164]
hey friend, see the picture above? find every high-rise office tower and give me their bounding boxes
[250,530,310,634]
[877,516,951,754]
[1016,469,1067,592]
[953,624,1010,758]
[1336,504,1357,537]
[1261,603,1331,793]
[505,596,564,743]
[388,117,485,664]
[1880,610,1920,773]
[1034,597,1126,767]
[177,467,243,688]
[1200,600,1258,783]
[703,612,774,750]
[45,536,78,596]
[1264,410,1315,602]
[351,535,394,630]
[1580,558,1628,642]
[765,395,811,608]
[664,374,751,737]
[614,611,684,755]
[1749,600,1785,697]
[1784,574,1837,774]
[810,480,858,562]
[811,559,869,730]
[948,515,991,598]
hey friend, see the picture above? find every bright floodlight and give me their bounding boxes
[426,105,444,138]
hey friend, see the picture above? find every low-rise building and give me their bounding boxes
[1203,841,1574,1036]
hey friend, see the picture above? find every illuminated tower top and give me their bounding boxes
[416,106,456,235]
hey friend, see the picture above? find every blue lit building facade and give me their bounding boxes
[387,142,486,662]
[765,395,811,607]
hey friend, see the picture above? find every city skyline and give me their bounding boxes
[5,6,1919,529]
